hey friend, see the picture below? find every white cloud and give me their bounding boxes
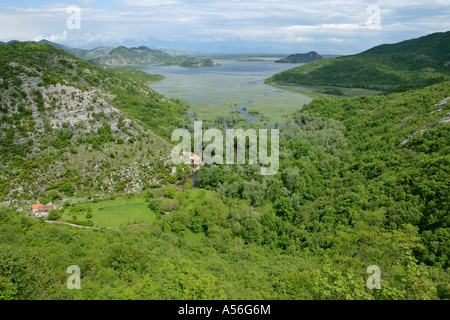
[33,30,68,42]
[115,0,179,7]
[325,37,344,43]
[0,0,448,53]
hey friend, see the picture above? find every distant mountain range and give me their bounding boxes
[0,39,219,68]
[88,45,178,66]
[161,48,195,57]
[65,46,115,61]
[275,51,322,63]
[0,39,114,60]
[33,40,114,61]
[1,40,21,45]
[266,31,450,92]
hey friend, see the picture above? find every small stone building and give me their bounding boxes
[32,203,56,218]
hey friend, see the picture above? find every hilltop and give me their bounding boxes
[275,51,322,63]
[1,40,219,68]
[66,46,115,61]
[179,57,219,67]
[0,42,190,203]
[1,39,114,61]
[266,31,450,92]
[89,45,185,67]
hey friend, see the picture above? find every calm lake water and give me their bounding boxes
[141,60,313,123]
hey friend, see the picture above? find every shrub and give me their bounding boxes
[165,186,176,199]
[61,182,75,197]
[148,198,163,214]
[47,209,61,221]
[160,199,180,213]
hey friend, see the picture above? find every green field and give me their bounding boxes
[62,194,156,228]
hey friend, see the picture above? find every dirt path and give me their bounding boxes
[44,220,101,229]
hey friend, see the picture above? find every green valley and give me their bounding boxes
[0,31,449,302]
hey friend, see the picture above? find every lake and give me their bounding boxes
[141,60,313,123]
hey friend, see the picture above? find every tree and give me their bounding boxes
[241,180,265,207]
[241,218,263,244]
[165,186,176,199]
[47,209,61,221]
[273,197,295,221]
[198,166,211,188]
[160,199,180,213]
[281,167,300,193]
[327,221,438,299]
[184,179,194,190]
[148,198,163,214]
[61,182,75,197]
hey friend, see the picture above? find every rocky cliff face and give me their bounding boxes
[89,46,175,67]
[0,43,186,203]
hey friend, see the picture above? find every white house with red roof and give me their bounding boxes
[32,203,56,218]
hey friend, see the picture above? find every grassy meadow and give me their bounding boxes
[62,194,157,228]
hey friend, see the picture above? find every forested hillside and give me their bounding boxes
[266,31,450,92]
[1,78,448,299]
[0,40,448,301]
[195,81,449,297]
[0,42,189,203]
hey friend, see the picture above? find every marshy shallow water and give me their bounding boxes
[142,60,313,123]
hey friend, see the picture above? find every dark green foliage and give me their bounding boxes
[199,81,449,285]
[51,130,73,149]
[266,31,450,92]
[47,209,62,221]
[322,88,343,96]
[0,234,55,299]
[165,186,177,199]
[298,81,450,268]
[97,123,114,143]
[61,182,75,197]
[274,197,295,221]
[0,39,448,301]
[0,181,446,300]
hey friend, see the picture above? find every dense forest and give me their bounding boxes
[266,31,450,92]
[0,38,449,300]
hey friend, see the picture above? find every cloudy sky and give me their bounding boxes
[0,0,449,54]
